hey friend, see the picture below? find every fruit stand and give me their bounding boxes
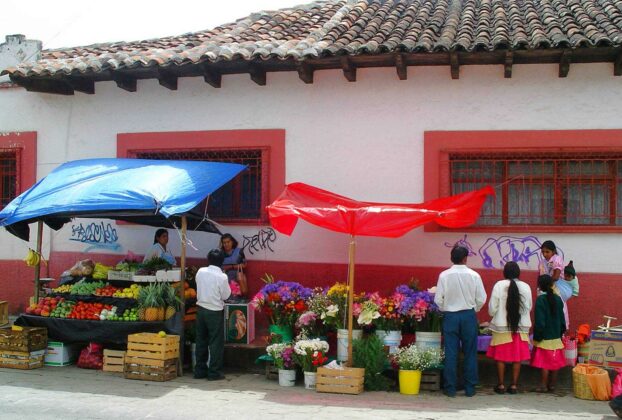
[0,158,246,370]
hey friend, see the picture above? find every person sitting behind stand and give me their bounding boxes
[563,261,579,297]
[143,229,176,265]
[194,249,231,381]
[220,233,247,301]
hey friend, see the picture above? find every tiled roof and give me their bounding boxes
[5,0,622,79]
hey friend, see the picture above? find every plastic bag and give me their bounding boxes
[613,369,622,399]
[563,334,578,367]
[77,342,103,370]
[61,259,95,277]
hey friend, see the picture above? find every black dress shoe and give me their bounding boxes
[207,375,226,381]
[193,373,207,379]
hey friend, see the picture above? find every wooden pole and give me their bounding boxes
[347,235,356,366]
[33,221,43,304]
[179,216,187,375]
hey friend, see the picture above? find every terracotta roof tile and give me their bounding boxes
[5,0,622,79]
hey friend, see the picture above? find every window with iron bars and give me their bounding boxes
[0,151,18,209]
[450,153,622,226]
[133,149,264,221]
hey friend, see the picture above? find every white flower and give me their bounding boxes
[294,338,329,355]
[357,308,380,326]
[321,304,339,319]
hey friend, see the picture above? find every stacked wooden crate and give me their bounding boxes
[0,301,8,327]
[316,366,365,395]
[103,349,126,372]
[0,326,48,369]
[124,333,179,382]
[420,370,442,391]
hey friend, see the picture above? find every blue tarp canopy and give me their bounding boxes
[0,158,247,241]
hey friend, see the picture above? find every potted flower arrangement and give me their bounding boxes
[293,338,329,389]
[398,286,442,349]
[297,287,334,338]
[367,292,403,354]
[252,277,312,343]
[266,342,297,386]
[392,344,444,395]
[326,282,364,362]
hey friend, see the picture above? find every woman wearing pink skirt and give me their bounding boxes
[486,262,533,394]
[531,274,567,392]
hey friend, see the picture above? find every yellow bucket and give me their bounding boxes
[399,369,422,395]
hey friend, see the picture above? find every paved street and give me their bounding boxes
[0,366,615,420]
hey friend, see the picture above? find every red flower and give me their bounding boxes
[294,300,307,313]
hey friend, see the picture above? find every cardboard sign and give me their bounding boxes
[224,303,255,345]
[588,330,622,368]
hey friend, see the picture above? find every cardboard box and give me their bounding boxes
[224,303,255,345]
[44,341,81,366]
[587,330,622,368]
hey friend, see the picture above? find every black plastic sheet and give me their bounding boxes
[15,312,183,345]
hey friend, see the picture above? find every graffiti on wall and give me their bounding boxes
[70,222,121,252]
[241,228,277,255]
[445,234,564,269]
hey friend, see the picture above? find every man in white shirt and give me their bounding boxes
[194,249,231,380]
[434,245,487,397]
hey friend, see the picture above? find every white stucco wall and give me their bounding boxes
[0,35,41,83]
[1,62,621,274]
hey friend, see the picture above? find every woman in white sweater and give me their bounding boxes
[486,261,533,394]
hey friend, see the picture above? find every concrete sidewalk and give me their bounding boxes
[0,366,615,420]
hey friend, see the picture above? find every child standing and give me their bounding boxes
[563,261,580,297]
[539,240,571,328]
[531,274,567,393]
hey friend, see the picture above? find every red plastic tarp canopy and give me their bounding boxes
[267,183,495,237]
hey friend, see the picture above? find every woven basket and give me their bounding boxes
[572,367,595,400]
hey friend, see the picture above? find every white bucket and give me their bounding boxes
[278,369,296,387]
[375,330,388,341]
[416,331,442,350]
[304,371,317,390]
[337,329,363,362]
[383,330,402,354]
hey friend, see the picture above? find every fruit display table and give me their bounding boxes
[14,313,183,345]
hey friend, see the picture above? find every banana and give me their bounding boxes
[23,248,41,267]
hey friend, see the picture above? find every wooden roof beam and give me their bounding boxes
[203,66,222,88]
[395,53,407,80]
[113,74,137,92]
[158,70,178,90]
[249,63,266,86]
[341,56,356,82]
[450,51,460,79]
[504,51,513,78]
[614,51,622,76]
[67,78,94,94]
[297,62,314,84]
[20,78,74,95]
[559,50,571,78]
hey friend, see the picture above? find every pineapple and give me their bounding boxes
[164,306,176,320]
[163,283,182,320]
[138,283,160,322]
[138,307,146,321]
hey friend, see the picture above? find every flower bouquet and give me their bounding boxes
[392,344,444,371]
[367,292,403,331]
[395,285,442,333]
[266,343,296,369]
[326,282,364,329]
[252,280,313,330]
[293,338,330,372]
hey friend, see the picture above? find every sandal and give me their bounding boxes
[547,386,556,394]
[493,385,506,394]
[532,387,548,393]
[507,385,518,394]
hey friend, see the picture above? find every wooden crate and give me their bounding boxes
[103,349,126,373]
[0,349,45,369]
[124,356,178,382]
[316,366,365,395]
[0,301,8,327]
[0,326,47,352]
[420,370,442,391]
[126,333,180,360]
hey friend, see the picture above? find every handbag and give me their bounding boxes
[237,265,248,296]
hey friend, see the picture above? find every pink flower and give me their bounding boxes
[352,302,362,317]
